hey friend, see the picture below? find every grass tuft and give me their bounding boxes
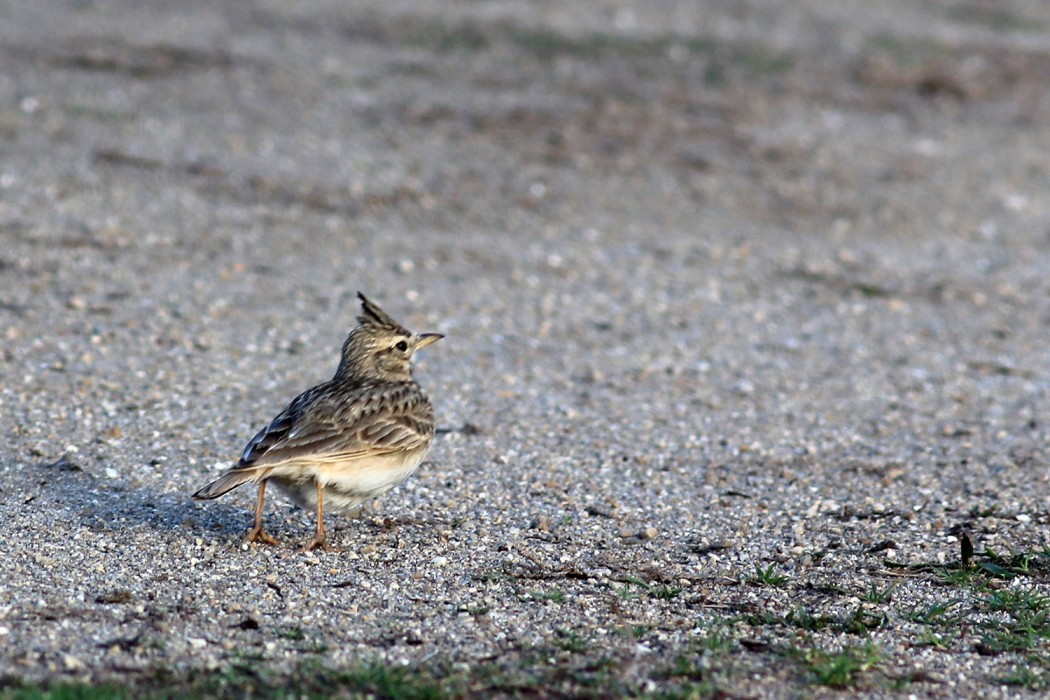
[747,563,788,587]
[789,642,882,689]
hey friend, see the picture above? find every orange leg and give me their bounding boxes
[244,480,277,545]
[302,480,327,551]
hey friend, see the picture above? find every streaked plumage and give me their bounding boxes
[193,293,442,550]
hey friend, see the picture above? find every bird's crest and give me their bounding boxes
[357,292,409,335]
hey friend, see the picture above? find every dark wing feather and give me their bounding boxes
[238,385,327,466]
[236,380,433,469]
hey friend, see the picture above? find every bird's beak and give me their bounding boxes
[415,333,444,349]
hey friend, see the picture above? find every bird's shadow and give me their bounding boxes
[23,455,413,545]
[24,455,254,542]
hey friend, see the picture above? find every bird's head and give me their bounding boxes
[336,293,443,381]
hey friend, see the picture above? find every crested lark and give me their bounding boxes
[193,293,442,551]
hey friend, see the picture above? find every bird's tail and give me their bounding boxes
[192,468,266,500]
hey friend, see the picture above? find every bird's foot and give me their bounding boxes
[301,535,328,552]
[244,526,278,545]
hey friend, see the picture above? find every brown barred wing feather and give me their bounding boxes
[235,381,433,469]
[237,385,332,466]
[353,411,433,454]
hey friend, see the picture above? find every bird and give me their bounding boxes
[192,292,443,551]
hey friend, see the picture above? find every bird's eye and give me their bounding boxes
[395,340,409,352]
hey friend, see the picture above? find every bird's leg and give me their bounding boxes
[302,480,327,551]
[244,480,277,545]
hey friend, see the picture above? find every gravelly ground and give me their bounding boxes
[3,0,1050,697]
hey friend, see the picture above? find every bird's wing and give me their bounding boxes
[236,382,433,469]
[236,385,327,466]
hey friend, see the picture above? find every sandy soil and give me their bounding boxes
[3,1,1050,696]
